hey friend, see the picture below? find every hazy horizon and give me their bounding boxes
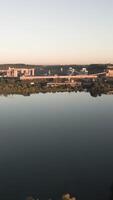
[0,62,112,66]
[0,0,113,64]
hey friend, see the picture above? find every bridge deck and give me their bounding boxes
[20,75,98,80]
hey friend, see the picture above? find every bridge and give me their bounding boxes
[20,74,98,80]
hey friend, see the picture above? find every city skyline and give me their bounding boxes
[0,0,113,65]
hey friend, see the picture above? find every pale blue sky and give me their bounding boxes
[0,0,113,64]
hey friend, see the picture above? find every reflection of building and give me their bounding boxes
[0,67,35,77]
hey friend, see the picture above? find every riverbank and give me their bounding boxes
[0,77,113,97]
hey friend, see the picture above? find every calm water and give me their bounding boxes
[0,92,113,200]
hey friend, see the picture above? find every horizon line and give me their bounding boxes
[0,62,112,66]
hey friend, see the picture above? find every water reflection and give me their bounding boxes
[25,185,113,200]
[25,194,78,200]
[110,183,113,200]
[0,92,113,200]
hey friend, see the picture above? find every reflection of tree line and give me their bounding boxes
[26,193,78,200]
[0,78,113,97]
[25,186,113,200]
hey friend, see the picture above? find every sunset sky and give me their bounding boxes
[0,0,113,64]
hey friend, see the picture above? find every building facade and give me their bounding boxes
[0,67,35,78]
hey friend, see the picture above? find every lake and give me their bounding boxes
[0,92,113,200]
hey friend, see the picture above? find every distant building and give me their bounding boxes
[69,67,75,74]
[81,68,88,74]
[61,67,63,72]
[0,67,35,78]
[106,69,113,77]
[106,65,113,77]
[48,70,51,75]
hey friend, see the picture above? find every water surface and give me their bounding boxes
[0,92,113,200]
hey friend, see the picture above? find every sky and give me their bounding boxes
[0,0,113,65]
